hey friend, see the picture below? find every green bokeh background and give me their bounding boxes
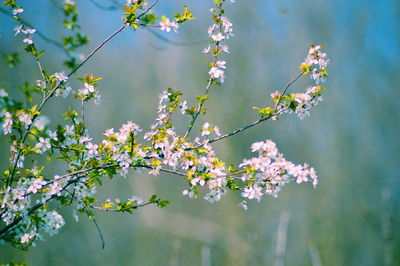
[1,0,399,265]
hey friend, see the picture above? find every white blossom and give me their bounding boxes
[211,33,225,42]
[160,18,179,33]
[34,116,50,131]
[18,112,32,128]
[86,142,99,156]
[35,137,51,153]
[14,25,23,36]
[22,28,36,35]
[26,178,47,194]
[23,37,33,44]
[179,101,188,114]
[40,210,65,236]
[12,8,23,15]
[128,196,143,204]
[2,112,13,134]
[201,122,211,136]
[208,67,225,82]
[54,72,68,82]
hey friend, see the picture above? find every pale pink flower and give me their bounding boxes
[211,33,225,42]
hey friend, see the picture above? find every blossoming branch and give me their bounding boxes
[0,0,329,249]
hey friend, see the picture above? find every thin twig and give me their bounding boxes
[194,107,288,148]
[93,219,105,249]
[91,201,153,213]
[81,100,85,126]
[18,20,48,89]
[36,59,46,82]
[183,5,225,139]
[68,24,127,77]
[0,7,70,56]
[184,77,213,139]
[192,72,304,147]
[66,0,159,78]
[160,167,188,177]
[138,0,159,20]
[274,72,303,111]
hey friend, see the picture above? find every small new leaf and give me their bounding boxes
[252,106,274,117]
[174,6,195,23]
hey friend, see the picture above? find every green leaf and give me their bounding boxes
[37,50,46,59]
[299,63,311,74]
[252,106,275,117]
[131,22,139,30]
[159,200,170,208]
[102,203,114,209]
[149,194,158,202]
[195,94,208,104]
[3,52,20,68]
[141,13,158,24]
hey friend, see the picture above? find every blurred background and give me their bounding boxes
[1,0,400,265]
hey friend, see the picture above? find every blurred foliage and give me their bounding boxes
[1,0,399,265]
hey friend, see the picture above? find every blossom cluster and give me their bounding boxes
[239,140,318,199]
[268,45,329,119]
[159,16,179,33]
[11,6,37,46]
[203,6,234,83]
[300,45,329,84]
